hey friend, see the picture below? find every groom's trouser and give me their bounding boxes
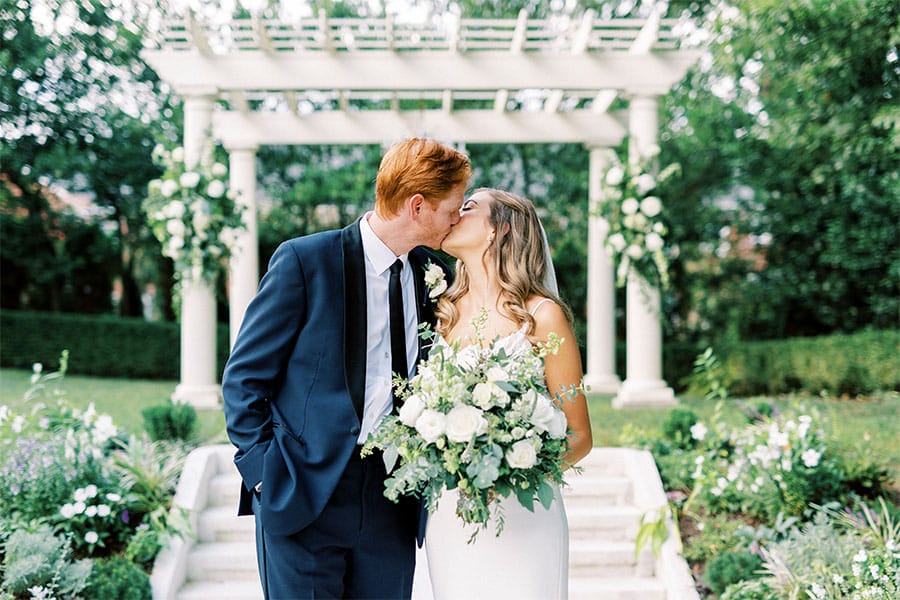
[253,448,417,599]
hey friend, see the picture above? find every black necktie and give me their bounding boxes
[389,259,408,407]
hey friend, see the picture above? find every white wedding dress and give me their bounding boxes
[413,321,569,600]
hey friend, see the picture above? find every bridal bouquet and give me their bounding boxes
[362,315,576,539]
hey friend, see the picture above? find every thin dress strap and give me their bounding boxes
[529,298,553,316]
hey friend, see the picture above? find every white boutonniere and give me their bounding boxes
[423,261,448,299]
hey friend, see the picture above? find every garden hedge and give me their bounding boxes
[1,310,896,394]
[0,310,230,380]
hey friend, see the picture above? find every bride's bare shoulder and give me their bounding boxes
[527,297,568,337]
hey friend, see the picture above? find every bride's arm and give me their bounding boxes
[532,301,593,467]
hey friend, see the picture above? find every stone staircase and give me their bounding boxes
[151,446,697,600]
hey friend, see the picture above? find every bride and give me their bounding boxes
[416,188,593,599]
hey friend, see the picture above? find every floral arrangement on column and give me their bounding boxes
[143,144,245,286]
[596,145,678,289]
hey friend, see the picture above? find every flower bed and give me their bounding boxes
[0,356,190,599]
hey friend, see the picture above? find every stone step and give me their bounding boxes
[574,448,628,476]
[563,475,632,507]
[566,505,642,541]
[568,576,666,600]
[209,473,242,507]
[186,542,258,582]
[197,505,255,543]
[570,539,656,578]
[177,579,263,600]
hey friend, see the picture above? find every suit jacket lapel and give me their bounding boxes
[342,220,366,423]
[409,248,438,366]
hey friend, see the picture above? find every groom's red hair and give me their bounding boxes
[375,138,471,218]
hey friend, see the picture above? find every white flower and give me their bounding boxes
[160,178,179,198]
[529,393,558,433]
[710,487,722,496]
[171,147,185,163]
[608,233,627,252]
[398,394,425,427]
[163,200,185,219]
[809,583,826,599]
[206,179,226,198]
[60,503,77,519]
[11,415,25,433]
[690,422,708,441]
[626,244,643,259]
[84,531,99,545]
[424,263,448,299]
[179,171,200,188]
[605,165,624,186]
[621,197,640,215]
[211,162,228,176]
[455,345,481,371]
[92,415,117,443]
[193,212,211,233]
[635,173,656,195]
[832,574,844,584]
[106,493,122,502]
[852,563,862,577]
[472,383,495,410]
[486,366,508,383]
[506,439,538,469]
[97,505,111,517]
[0,405,7,423]
[511,426,526,439]
[85,505,98,517]
[640,196,662,217]
[801,448,821,468]
[645,232,664,252]
[853,550,868,563]
[546,409,568,439]
[166,219,186,238]
[414,410,446,444]
[32,362,43,374]
[72,501,86,514]
[445,405,488,443]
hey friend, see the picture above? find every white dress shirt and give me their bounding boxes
[357,214,418,443]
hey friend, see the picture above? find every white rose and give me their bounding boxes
[690,422,707,441]
[97,505,111,517]
[160,179,179,198]
[608,233,627,252]
[206,179,226,198]
[171,147,185,163]
[414,410,446,444]
[640,196,662,217]
[193,212,211,233]
[166,219,185,238]
[428,279,447,298]
[605,165,624,186]
[84,531,99,545]
[163,201,185,219]
[85,505,98,517]
[211,162,228,176]
[72,501,86,514]
[645,232,664,252]
[455,345,481,371]
[621,197,639,215]
[529,393,557,433]
[472,382,495,410]
[546,409,568,439]
[445,405,487,443]
[486,366,508,383]
[626,244,643,259]
[506,439,538,469]
[60,504,77,519]
[179,171,201,189]
[398,394,425,427]
[635,173,656,195]
[106,493,121,502]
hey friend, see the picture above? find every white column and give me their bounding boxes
[172,93,221,409]
[614,94,676,408]
[227,145,260,348]
[583,145,620,394]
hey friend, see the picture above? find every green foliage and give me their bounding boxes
[110,435,187,516]
[704,550,763,594]
[1,526,91,597]
[720,579,778,600]
[681,511,747,564]
[719,329,900,396]
[662,408,700,451]
[0,310,231,379]
[81,556,151,600]
[142,400,198,442]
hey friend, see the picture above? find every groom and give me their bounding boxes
[223,138,470,599]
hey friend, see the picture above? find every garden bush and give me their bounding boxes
[142,400,198,442]
[718,328,900,396]
[0,310,230,379]
[1,525,91,598]
[81,556,151,600]
[704,550,763,595]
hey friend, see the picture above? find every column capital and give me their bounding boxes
[176,86,220,101]
[623,87,668,101]
[223,140,260,154]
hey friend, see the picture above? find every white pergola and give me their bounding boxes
[141,9,701,409]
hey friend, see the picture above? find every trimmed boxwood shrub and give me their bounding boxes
[0,310,230,380]
[718,328,900,396]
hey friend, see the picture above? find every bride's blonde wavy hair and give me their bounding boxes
[435,188,572,337]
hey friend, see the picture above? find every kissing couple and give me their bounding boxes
[223,138,592,599]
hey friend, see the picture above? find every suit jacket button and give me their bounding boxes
[351,426,360,436]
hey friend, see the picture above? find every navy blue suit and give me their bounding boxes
[223,219,447,599]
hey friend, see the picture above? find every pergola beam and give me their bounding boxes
[212,108,627,146]
[142,51,701,95]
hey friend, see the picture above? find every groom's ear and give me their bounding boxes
[408,193,426,218]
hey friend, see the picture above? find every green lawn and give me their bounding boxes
[2,367,897,483]
[0,368,227,444]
